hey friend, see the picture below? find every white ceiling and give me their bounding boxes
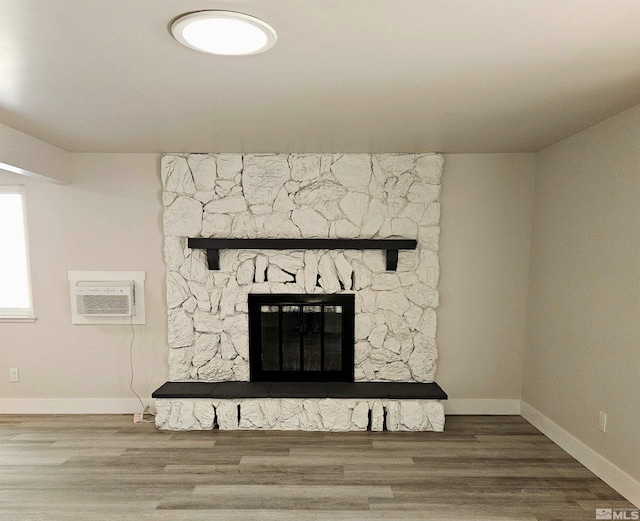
[0,0,638,154]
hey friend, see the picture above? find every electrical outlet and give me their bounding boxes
[599,411,607,432]
[9,368,19,382]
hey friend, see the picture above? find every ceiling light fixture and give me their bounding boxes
[171,11,277,56]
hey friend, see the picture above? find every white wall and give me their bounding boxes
[523,105,640,483]
[438,154,535,411]
[0,154,167,412]
[0,151,537,412]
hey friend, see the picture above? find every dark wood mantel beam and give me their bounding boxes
[187,238,417,271]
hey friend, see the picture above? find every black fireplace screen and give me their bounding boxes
[248,294,355,382]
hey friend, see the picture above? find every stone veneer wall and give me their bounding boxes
[162,153,442,383]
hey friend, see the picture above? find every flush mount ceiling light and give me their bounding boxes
[171,11,277,56]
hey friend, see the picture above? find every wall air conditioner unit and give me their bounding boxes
[73,281,135,317]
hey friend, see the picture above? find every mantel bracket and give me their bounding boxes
[187,238,417,272]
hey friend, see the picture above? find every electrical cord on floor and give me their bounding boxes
[129,314,155,423]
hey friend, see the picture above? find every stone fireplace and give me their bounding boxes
[155,153,446,431]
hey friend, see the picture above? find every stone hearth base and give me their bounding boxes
[155,398,445,432]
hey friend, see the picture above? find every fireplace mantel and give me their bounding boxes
[187,238,417,271]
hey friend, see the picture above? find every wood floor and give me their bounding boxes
[0,414,635,521]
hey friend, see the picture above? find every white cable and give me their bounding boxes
[128,314,155,421]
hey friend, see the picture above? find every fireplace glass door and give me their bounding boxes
[248,294,355,382]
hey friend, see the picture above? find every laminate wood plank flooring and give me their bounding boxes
[0,414,636,520]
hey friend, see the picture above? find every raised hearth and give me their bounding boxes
[153,381,447,432]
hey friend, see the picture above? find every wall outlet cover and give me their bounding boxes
[598,411,607,432]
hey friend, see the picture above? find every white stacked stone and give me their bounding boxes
[161,153,442,388]
[386,400,446,431]
[155,398,445,432]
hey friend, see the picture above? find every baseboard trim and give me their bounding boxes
[1,398,519,415]
[1,397,520,416]
[0,398,151,414]
[444,398,521,415]
[521,401,640,508]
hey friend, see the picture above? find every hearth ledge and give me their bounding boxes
[154,398,445,432]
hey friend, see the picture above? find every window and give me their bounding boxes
[0,186,34,320]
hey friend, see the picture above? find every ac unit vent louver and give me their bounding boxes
[74,281,134,317]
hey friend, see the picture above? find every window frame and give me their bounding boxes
[0,185,36,322]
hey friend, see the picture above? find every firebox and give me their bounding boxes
[248,293,355,382]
